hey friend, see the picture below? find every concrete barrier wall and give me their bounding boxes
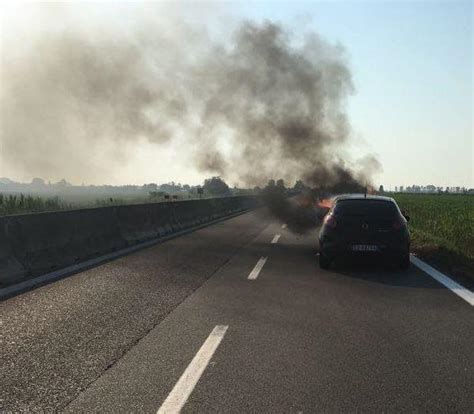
[0,196,259,288]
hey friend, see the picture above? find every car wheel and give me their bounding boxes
[399,252,410,270]
[319,252,331,269]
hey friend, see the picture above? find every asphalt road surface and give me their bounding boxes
[1,210,473,412]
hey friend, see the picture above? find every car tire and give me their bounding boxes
[399,252,410,270]
[319,252,331,269]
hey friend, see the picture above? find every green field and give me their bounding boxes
[0,194,66,216]
[0,193,150,216]
[393,193,474,277]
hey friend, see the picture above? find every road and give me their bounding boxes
[1,210,473,412]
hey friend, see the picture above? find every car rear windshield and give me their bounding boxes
[333,200,398,218]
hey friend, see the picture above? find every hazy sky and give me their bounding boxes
[0,1,472,188]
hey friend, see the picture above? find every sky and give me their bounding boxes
[237,0,473,189]
[0,0,472,188]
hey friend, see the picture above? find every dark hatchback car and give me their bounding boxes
[318,195,410,269]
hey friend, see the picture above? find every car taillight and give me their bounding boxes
[392,218,403,230]
[324,214,337,228]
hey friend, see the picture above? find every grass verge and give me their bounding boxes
[410,228,473,284]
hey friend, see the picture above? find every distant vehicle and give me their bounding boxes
[318,194,410,269]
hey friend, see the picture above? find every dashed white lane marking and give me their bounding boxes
[410,255,474,306]
[281,224,287,229]
[248,257,268,280]
[157,325,229,414]
[271,234,281,244]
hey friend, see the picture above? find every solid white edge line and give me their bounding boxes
[248,257,267,280]
[271,234,281,244]
[410,255,474,306]
[157,325,229,414]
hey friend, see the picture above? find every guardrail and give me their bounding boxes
[0,196,260,289]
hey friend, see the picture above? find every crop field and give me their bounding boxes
[0,191,241,216]
[393,193,473,276]
[0,194,67,216]
[0,193,143,216]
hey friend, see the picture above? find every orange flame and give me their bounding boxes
[317,198,333,209]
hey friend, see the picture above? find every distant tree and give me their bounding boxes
[159,182,183,193]
[203,177,231,196]
[379,185,385,193]
[263,178,286,198]
[276,179,285,189]
[0,177,14,185]
[293,180,306,192]
[31,177,45,186]
[56,179,71,187]
[143,183,158,191]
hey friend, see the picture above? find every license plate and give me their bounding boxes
[351,244,379,252]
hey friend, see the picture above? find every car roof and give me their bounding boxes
[333,194,396,203]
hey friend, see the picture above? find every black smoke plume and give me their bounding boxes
[1,11,380,230]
